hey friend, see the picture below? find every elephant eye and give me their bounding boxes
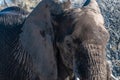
[66,40,71,47]
[65,39,73,49]
[64,36,73,48]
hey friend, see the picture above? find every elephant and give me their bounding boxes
[53,0,112,80]
[0,0,112,80]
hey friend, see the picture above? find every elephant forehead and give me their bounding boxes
[71,11,109,44]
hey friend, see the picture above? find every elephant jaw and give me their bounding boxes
[74,42,107,80]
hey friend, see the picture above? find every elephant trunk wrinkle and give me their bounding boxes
[74,42,107,80]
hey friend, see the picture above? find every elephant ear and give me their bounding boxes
[0,10,29,80]
[20,1,57,80]
[0,11,27,54]
[0,6,29,15]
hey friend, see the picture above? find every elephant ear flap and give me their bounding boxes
[20,1,57,80]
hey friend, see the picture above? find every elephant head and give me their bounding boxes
[54,0,111,80]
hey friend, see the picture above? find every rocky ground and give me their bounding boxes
[0,0,120,79]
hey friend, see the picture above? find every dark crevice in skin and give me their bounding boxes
[51,12,74,43]
[51,13,64,42]
[56,46,73,80]
[52,13,74,80]
[52,21,68,80]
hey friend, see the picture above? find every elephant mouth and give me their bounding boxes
[74,42,107,80]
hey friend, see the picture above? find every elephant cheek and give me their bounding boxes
[73,43,107,80]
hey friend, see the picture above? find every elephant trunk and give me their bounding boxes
[74,42,108,80]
